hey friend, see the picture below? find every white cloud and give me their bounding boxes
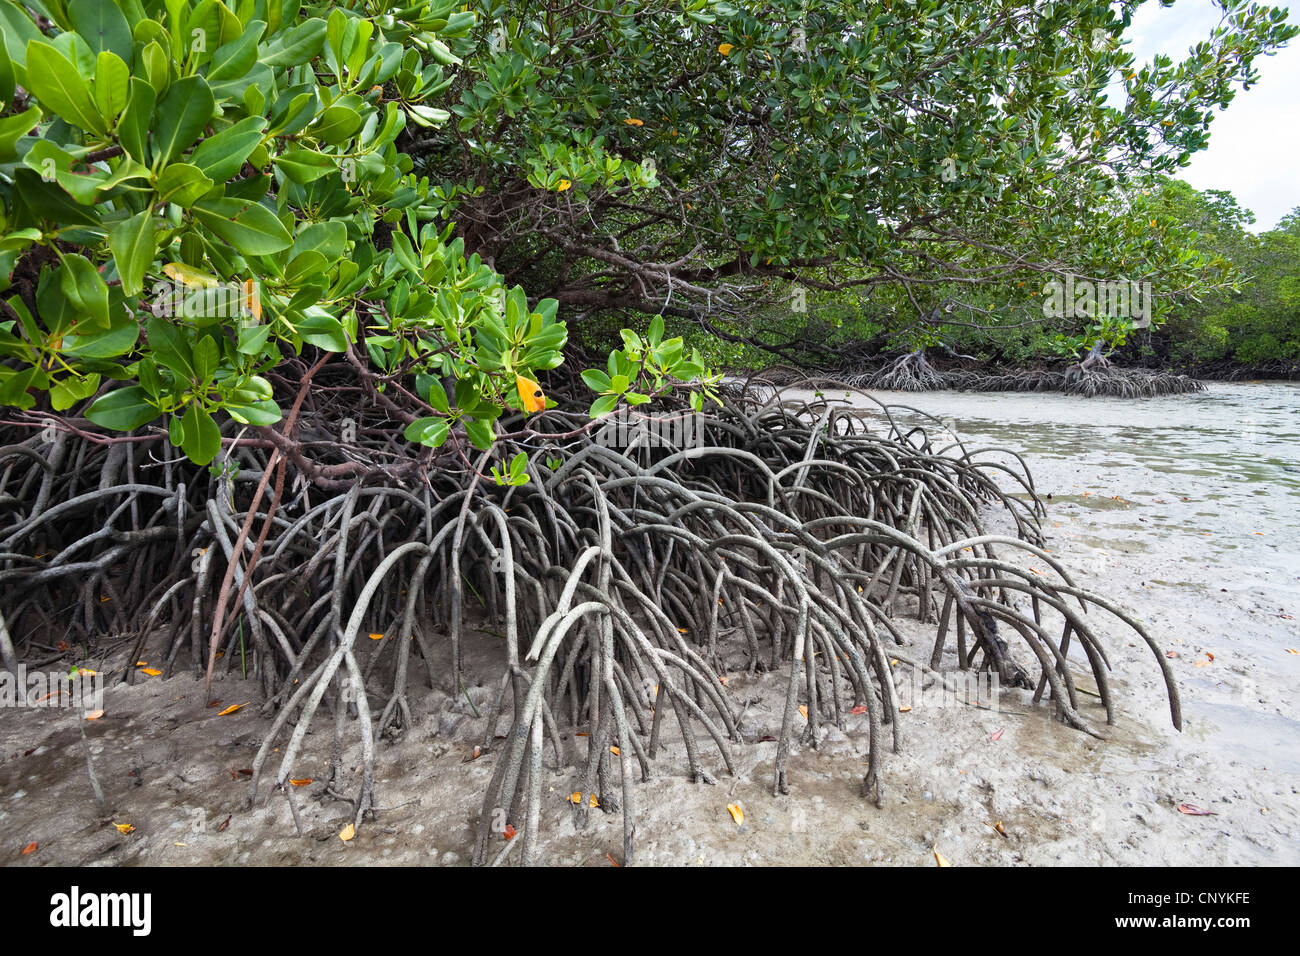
[1124,0,1300,231]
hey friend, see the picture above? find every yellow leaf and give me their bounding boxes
[338,823,355,842]
[610,746,621,756]
[241,278,261,320]
[798,704,808,720]
[718,42,734,55]
[899,704,912,713]
[114,823,135,835]
[677,627,688,634]
[163,262,219,288]
[516,374,546,413]
[624,118,644,126]
[590,794,600,808]
[557,179,572,192]
[570,791,583,804]
[141,667,162,676]
[368,632,384,640]
[217,703,245,716]
[84,709,104,721]
[933,847,951,867]
[289,778,313,786]
[727,802,744,825]
[135,661,148,667]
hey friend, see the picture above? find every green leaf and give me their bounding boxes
[69,0,134,61]
[86,385,158,430]
[465,417,494,450]
[25,40,107,135]
[259,18,327,67]
[207,19,265,84]
[155,163,215,207]
[116,77,156,163]
[92,51,130,124]
[49,372,100,411]
[225,399,281,426]
[152,75,215,166]
[581,368,611,392]
[416,373,450,413]
[296,310,348,351]
[180,403,221,464]
[589,394,619,417]
[311,104,362,145]
[193,197,293,255]
[404,416,450,447]
[0,106,42,162]
[236,323,273,355]
[60,254,111,328]
[274,148,335,184]
[190,115,266,182]
[108,209,155,296]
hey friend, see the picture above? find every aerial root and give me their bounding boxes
[0,384,1179,863]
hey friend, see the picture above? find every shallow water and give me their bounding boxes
[845,381,1300,779]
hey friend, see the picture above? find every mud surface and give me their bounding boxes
[2,382,1297,866]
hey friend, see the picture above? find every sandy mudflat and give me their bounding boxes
[2,383,1297,866]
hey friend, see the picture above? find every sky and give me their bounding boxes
[1125,0,1300,231]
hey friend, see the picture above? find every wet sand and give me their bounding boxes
[2,382,1297,866]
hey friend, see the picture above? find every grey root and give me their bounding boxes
[0,382,1179,865]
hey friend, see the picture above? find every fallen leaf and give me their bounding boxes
[727,803,744,825]
[216,815,231,832]
[1166,651,1179,659]
[987,821,1008,838]
[676,627,689,634]
[289,778,313,787]
[207,700,222,708]
[163,262,219,288]
[21,842,37,856]
[991,727,1004,741]
[141,667,162,677]
[606,852,621,866]
[718,676,728,685]
[757,735,778,742]
[84,709,104,721]
[172,842,188,847]
[114,823,135,834]
[135,661,148,667]
[570,791,583,804]
[798,704,808,720]
[235,768,253,777]
[609,746,620,756]
[899,704,913,713]
[1177,803,1218,816]
[1193,660,1208,668]
[338,823,355,842]
[503,824,517,840]
[850,705,868,715]
[574,732,589,737]
[368,632,384,640]
[217,703,245,716]
[1287,648,1299,655]
[933,847,952,867]
[590,794,600,808]
[1206,652,1215,661]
